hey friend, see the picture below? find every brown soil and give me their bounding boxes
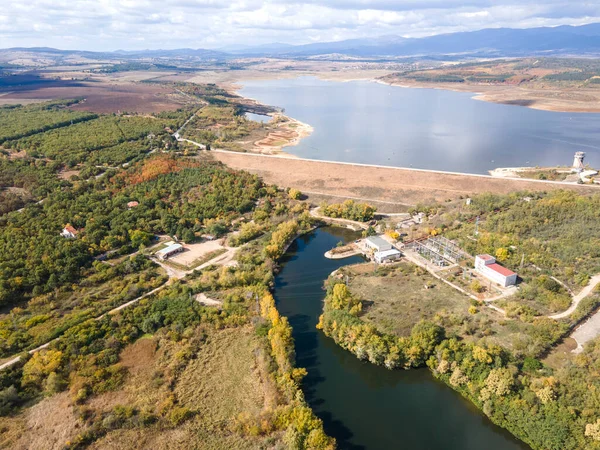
[58,169,81,180]
[382,79,600,113]
[0,82,188,113]
[211,151,599,210]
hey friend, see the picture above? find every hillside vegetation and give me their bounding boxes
[0,86,334,449]
[319,190,600,450]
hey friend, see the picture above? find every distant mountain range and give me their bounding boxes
[234,23,600,58]
[3,23,600,63]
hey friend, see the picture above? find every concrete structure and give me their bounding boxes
[156,243,184,260]
[573,152,585,172]
[398,219,417,229]
[374,249,401,264]
[475,254,517,287]
[61,224,78,239]
[365,236,392,252]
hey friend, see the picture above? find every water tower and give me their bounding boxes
[573,152,585,172]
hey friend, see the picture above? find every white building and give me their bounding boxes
[374,249,401,264]
[156,243,184,260]
[365,236,392,252]
[475,254,517,287]
[61,224,79,239]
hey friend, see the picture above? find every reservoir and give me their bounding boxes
[274,227,529,450]
[240,77,600,174]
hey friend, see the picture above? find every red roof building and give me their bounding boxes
[61,224,79,239]
[474,254,517,287]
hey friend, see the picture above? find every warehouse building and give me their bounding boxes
[156,243,184,260]
[374,249,402,264]
[475,254,517,287]
[365,236,392,252]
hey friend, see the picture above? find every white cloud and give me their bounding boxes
[0,0,599,50]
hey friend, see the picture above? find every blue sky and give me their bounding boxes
[1,0,599,50]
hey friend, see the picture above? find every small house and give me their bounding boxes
[61,224,79,239]
[374,249,401,264]
[474,254,517,287]
[127,201,139,209]
[156,243,184,260]
[365,236,392,252]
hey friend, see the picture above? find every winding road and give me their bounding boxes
[0,246,239,372]
[549,274,600,319]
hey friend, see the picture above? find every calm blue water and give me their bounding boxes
[240,77,600,174]
[245,112,272,123]
[274,227,530,450]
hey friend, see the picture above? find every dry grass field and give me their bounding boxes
[0,392,84,450]
[211,151,599,210]
[88,327,281,450]
[347,262,472,336]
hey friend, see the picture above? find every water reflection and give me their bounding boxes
[274,227,530,450]
[240,77,600,174]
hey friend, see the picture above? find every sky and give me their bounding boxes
[1,0,600,51]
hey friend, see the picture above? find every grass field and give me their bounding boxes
[342,260,569,358]
[87,326,282,450]
[346,262,472,336]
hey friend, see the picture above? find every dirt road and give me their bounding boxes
[550,274,600,320]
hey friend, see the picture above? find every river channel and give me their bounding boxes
[274,227,529,450]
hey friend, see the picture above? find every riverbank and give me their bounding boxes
[274,227,529,450]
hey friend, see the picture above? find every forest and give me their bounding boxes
[0,89,335,449]
[320,200,376,222]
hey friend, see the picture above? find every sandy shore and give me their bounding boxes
[250,115,313,155]
[379,78,600,114]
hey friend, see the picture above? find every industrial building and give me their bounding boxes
[475,254,517,287]
[374,249,401,264]
[365,236,392,252]
[156,243,184,260]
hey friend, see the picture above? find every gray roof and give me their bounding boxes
[366,236,390,247]
[157,243,183,255]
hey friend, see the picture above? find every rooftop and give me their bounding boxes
[487,263,516,277]
[366,236,391,247]
[157,243,183,255]
[477,254,494,261]
[63,224,78,234]
[375,249,401,257]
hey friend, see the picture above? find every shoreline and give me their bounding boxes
[230,83,314,156]
[213,148,600,186]
[378,78,600,114]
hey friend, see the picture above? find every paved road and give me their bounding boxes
[571,313,600,353]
